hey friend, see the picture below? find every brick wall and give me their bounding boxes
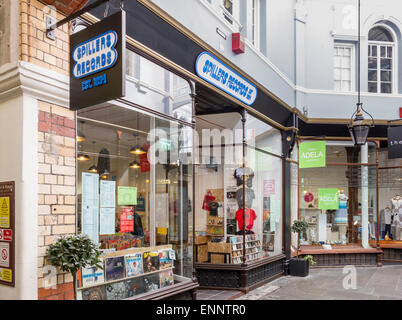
[20,0,70,75]
[37,101,77,300]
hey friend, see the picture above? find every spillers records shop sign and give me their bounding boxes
[70,11,126,110]
[195,51,258,106]
[388,126,402,159]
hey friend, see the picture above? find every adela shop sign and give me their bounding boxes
[299,141,326,168]
[318,188,339,210]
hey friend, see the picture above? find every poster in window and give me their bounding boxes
[120,207,134,233]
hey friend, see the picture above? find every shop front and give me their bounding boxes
[74,39,198,299]
[67,0,309,297]
[375,136,402,263]
[193,105,286,293]
[295,139,382,266]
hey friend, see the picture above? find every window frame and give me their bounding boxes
[247,0,260,49]
[333,43,355,93]
[367,24,398,94]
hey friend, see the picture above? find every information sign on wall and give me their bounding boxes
[0,182,14,287]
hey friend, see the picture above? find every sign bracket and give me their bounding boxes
[45,0,112,40]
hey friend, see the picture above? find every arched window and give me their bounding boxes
[368,25,396,93]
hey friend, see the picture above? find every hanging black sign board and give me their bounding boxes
[388,126,402,159]
[69,10,126,111]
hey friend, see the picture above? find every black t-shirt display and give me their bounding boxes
[233,167,254,187]
[209,202,219,216]
[236,188,255,208]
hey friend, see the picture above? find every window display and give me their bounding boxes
[76,101,193,299]
[299,143,378,246]
[194,112,283,264]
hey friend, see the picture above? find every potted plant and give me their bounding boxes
[304,255,316,266]
[45,234,103,300]
[290,220,310,277]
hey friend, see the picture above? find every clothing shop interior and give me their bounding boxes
[298,142,378,249]
[74,49,196,300]
[377,147,402,243]
[193,85,283,265]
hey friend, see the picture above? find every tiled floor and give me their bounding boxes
[196,289,244,300]
[236,265,402,300]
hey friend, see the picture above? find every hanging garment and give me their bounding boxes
[202,191,215,211]
[233,167,255,188]
[236,188,255,208]
[235,208,257,231]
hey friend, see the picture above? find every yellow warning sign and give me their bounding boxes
[0,197,10,228]
[0,268,12,282]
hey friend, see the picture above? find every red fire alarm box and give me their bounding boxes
[232,33,245,54]
[400,107,402,118]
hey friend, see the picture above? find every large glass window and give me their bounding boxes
[378,149,402,241]
[125,50,192,123]
[194,112,283,264]
[299,142,377,247]
[368,25,395,94]
[76,105,193,299]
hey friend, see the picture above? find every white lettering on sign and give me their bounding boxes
[302,151,323,159]
[195,52,257,106]
[0,229,12,242]
[72,31,118,79]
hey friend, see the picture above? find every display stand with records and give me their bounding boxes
[230,234,263,264]
[76,245,175,300]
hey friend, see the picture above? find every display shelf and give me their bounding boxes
[229,235,263,264]
[77,267,175,291]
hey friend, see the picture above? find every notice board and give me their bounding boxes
[0,181,15,287]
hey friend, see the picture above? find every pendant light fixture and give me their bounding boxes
[77,153,90,162]
[88,141,98,173]
[100,169,110,180]
[77,120,87,143]
[348,0,374,145]
[129,161,141,169]
[129,113,146,155]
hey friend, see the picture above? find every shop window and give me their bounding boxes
[194,112,283,264]
[368,25,396,94]
[125,50,192,123]
[378,149,402,241]
[76,104,193,299]
[334,44,353,92]
[298,143,378,247]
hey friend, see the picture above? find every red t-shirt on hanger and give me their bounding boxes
[235,208,257,231]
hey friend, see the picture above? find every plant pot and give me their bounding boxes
[289,258,309,277]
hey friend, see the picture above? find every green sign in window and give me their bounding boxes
[299,141,326,168]
[118,187,137,206]
[318,188,339,210]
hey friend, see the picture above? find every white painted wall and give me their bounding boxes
[0,94,38,299]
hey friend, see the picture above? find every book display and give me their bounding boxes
[230,235,263,264]
[76,245,175,300]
